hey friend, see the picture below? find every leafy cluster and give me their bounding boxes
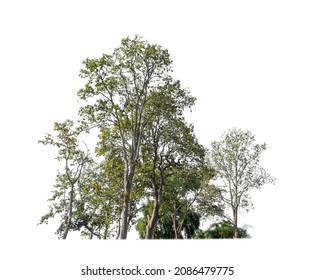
[193,220,251,239]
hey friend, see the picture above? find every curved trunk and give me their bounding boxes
[146,184,162,239]
[146,208,158,239]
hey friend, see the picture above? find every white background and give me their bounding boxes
[1,0,314,279]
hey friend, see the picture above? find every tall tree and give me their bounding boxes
[38,120,91,239]
[95,126,144,238]
[209,128,275,238]
[78,35,194,238]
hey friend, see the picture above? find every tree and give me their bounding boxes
[193,220,251,239]
[95,127,144,239]
[209,128,275,238]
[138,115,205,239]
[70,161,120,239]
[136,158,212,239]
[163,165,205,239]
[38,120,92,239]
[39,121,129,239]
[78,35,194,239]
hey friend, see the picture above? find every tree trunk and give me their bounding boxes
[62,215,70,239]
[146,210,158,239]
[116,219,121,239]
[173,217,178,239]
[119,164,135,239]
[172,203,179,239]
[233,207,238,239]
[62,183,75,239]
[119,187,131,239]
[146,185,162,239]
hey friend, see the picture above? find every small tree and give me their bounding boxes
[193,220,251,239]
[38,120,91,239]
[209,128,275,238]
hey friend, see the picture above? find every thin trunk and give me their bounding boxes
[62,183,75,239]
[146,207,158,239]
[116,220,121,239]
[233,207,238,239]
[119,164,135,239]
[62,215,70,239]
[104,225,109,239]
[173,217,178,239]
[172,203,178,239]
[177,216,186,238]
[146,184,162,239]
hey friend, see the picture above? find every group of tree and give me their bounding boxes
[38,36,275,239]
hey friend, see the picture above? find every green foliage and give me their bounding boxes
[70,162,120,239]
[77,35,194,128]
[38,120,121,239]
[210,128,275,212]
[193,220,251,239]
[136,204,201,239]
[135,158,218,239]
